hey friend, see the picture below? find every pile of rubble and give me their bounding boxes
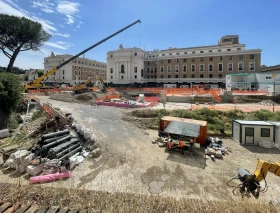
[205,137,231,161]
[1,105,100,184]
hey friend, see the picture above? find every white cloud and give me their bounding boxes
[79,21,83,24]
[65,14,74,24]
[32,1,54,13]
[44,41,72,50]
[76,24,80,28]
[0,0,70,38]
[56,1,80,24]
[60,24,65,28]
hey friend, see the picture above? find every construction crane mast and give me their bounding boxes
[24,19,141,91]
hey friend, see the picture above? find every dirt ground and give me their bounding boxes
[1,95,280,204]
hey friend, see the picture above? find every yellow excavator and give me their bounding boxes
[72,77,106,93]
[23,19,141,92]
[227,159,280,199]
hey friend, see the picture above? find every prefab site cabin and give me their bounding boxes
[159,116,207,145]
[232,120,274,145]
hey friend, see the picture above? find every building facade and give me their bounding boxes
[226,72,280,95]
[107,35,262,88]
[44,52,107,85]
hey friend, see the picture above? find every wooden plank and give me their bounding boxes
[67,209,78,213]
[36,206,49,213]
[24,204,39,213]
[0,203,12,213]
[45,206,59,213]
[57,208,68,213]
[14,204,31,213]
[3,202,20,213]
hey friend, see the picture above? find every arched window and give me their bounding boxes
[121,64,125,73]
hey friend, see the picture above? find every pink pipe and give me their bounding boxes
[30,171,71,184]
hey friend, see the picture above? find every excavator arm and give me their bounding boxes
[227,159,280,199]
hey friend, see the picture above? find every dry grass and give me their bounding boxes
[3,184,277,213]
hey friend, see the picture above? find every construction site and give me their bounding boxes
[1,20,280,213]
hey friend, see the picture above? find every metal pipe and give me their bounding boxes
[58,146,83,161]
[56,144,80,159]
[43,135,67,144]
[42,135,71,149]
[42,129,70,140]
[50,138,79,153]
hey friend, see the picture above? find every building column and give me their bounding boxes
[126,61,128,79]
[115,62,118,79]
[128,61,131,79]
[113,62,116,80]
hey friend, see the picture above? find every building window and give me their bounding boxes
[191,64,195,72]
[200,74,204,78]
[160,66,164,72]
[63,70,65,74]
[111,76,113,79]
[160,75,163,78]
[175,75,179,78]
[192,58,195,62]
[176,59,179,63]
[167,66,171,72]
[121,76,124,79]
[62,76,64,79]
[121,64,125,73]
[183,65,187,72]
[176,53,179,55]
[134,67,137,73]
[266,76,272,79]
[228,63,233,71]
[209,64,213,72]
[200,64,204,72]
[250,54,255,59]
[162,54,165,56]
[75,71,77,75]
[200,51,204,53]
[184,52,188,54]
[168,59,171,63]
[110,68,113,73]
[183,74,186,78]
[192,51,195,54]
[191,74,195,78]
[147,68,150,73]
[151,67,154,73]
[200,57,204,62]
[141,69,144,77]
[239,55,243,60]
[227,49,231,51]
[209,50,212,53]
[218,63,223,72]
[238,62,243,71]
[249,62,255,71]
[228,56,232,60]
[168,75,171,78]
[218,74,222,78]
[209,74,213,78]
[183,58,187,63]
[219,56,223,61]
[169,53,172,56]
[261,128,270,137]
[155,67,157,73]
[209,57,213,61]
[135,75,137,79]
[175,65,179,72]
[110,55,113,58]
[237,48,241,51]
[160,60,164,64]
[218,49,221,52]
[134,52,137,56]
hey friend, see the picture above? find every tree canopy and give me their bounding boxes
[0,14,51,72]
[0,72,22,113]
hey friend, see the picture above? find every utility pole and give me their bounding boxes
[273,81,275,112]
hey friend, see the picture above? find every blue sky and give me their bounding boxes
[0,0,279,69]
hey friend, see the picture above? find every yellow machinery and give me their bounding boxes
[72,77,106,93]
[24,19,141,92]
[227,159,280,199]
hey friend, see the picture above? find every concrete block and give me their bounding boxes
[0,129,9,139]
